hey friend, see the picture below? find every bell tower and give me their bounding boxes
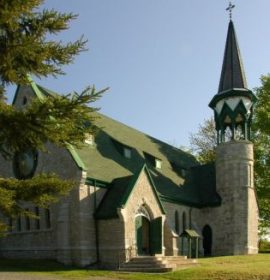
[209,19,256,143]
[208,7,258,255]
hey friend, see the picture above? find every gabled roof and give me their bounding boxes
[12,78,87,171]
[218,20,247,94]
[95,165,165,219]
[13,78,221,208]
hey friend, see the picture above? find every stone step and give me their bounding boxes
[121,262,172,268]
[119,267,173,273]
[119,256,198,273]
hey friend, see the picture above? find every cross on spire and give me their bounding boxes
[226,2,235,20]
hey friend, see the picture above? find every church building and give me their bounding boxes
[0,18,259,269]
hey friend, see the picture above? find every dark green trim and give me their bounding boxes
[12,85,21,105]
[30,80,45,101]
[119,164,166,214]
[66,145,87,171]
[209,88,257,109]
[85,177,110,188]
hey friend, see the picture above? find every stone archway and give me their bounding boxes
[135,215,150,255]
[202,225,212,256]
[135,205,162,256]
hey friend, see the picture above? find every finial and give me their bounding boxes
[226,2,235,20]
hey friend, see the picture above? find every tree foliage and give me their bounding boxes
[0,0,86,96]
[253,75,270,229]
[189,117,216,164]
[0,0,106,231]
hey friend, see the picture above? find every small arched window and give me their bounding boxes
[182,212,187,231]
[174,210,179,234]
[45,208,51,229]
[22,96,28,105]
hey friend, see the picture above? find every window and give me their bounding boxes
[111,138,132,159]
[25,208,30,231]
[22,96,28,105]
[155,159,162,169]
[35,207,40,230]
[182,212,187,231]
[45,208,51,229]
[143,152,162,169]
[8,218,13,232]
[175,211,179,234]
[170,161,187,178]
[16,216,21,232]
[123,147,131,159]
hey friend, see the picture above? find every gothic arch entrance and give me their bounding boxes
[135,205,162,256]
[202,225,212,256]
[135,215,150,255]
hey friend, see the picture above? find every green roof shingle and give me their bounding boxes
[22,80,220,209]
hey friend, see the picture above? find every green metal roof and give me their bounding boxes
[14,78,221,209]
[95,165,166,219]
[209,20,256,108]
[218,20,247,93]
[180,229,201,238]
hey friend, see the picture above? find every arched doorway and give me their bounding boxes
[135,215,150,255]
[202,225,212,256]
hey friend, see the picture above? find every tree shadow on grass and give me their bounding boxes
[0,259,75,272]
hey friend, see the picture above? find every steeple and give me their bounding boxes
[218,20,247,93]
[209,19,256,144]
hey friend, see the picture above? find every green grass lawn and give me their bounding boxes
[0,254,270,280]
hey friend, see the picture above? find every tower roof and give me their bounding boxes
[218,20,247,94]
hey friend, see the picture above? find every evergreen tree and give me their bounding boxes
[0,0,107,231]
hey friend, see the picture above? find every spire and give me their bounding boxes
[218,20,247,94]
[209,18,256,144]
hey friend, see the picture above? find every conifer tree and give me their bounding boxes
[0,0,106,231]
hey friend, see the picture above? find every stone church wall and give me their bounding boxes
[0,142,83,262]
[161,201,193,255]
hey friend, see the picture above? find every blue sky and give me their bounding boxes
[8,0,270,147]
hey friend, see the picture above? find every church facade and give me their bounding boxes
[0,20,259,268]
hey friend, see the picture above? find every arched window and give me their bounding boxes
[202,225,212,256]
[35,207,40,230]
[174,211,179,234]
[45,208,51,229]
[182,212,187,231]
[22,96,28,105]
[25,208,30,231]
